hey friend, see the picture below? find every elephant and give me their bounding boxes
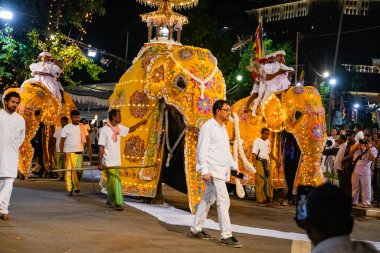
[108,43,226,213]
[227,86,326,196]
[3,81,76,178]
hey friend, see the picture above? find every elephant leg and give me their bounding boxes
[18,143,34,179]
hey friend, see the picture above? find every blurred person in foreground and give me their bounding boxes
[301,184,377,253]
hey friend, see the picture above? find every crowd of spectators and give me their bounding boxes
[322,123,380,208]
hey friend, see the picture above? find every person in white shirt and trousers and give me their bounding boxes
[189,100,243,248]
[0,91,26,221]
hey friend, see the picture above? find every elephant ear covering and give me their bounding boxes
[262,92,285,132]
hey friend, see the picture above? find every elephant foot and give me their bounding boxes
[17,172,25,180]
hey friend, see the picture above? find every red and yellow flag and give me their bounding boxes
[254,23,263,60]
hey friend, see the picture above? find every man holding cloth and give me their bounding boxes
[0,91,25,221]
[98,109,146,211]
[60,110,92,196]
[252,127,280,204]
[189,100,242,248]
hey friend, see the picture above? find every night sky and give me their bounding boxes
[3,0,380,91]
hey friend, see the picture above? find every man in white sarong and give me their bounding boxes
[22,51,64,102]
[261,50,294,105]
[0,91,26,221]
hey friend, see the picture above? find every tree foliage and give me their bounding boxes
[0,0,106,92]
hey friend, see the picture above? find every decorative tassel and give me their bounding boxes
[166,153,173,167]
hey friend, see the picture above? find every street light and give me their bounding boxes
[329,78,337,86]
[0,10,13,20]
[323,71,330,78]
[87,49,97,57]
[236,74,243,81]
[354,103,359,109]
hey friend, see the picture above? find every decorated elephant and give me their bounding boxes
[3,81,76,178]
[227,86,326,195]
[108,42,225,213]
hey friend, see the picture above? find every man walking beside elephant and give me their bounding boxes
[0,91,25,221]
[189,100,242,248]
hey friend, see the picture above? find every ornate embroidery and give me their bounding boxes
[177,48,194,61]
[293,86,304,94]
[312,124,324,140]
[124,135,146,163]
[152,65,164,83]
[196,96,212,114]
[129,91,149,118]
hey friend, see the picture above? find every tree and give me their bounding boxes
[0,0,106,92]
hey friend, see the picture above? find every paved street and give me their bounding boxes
[1,176,379,253]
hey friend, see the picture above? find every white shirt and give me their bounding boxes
[98,124,129,167]
[61,123,88,153]
[196,118,237,181]
[334,142,347,171]
[0,110,26,178]
[53,126,62,152]
[354,131,364,143]
[252,138,271,160]
[312,236,377,253]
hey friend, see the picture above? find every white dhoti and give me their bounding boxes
[250,83,259,95]
[251,83,267,116]
[191,177,232,239]
[0,178,14,215]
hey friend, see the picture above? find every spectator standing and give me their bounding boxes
[53,116,69,180]
[60,110,92,196]
[351,137,377,207]
[354,123,364,143]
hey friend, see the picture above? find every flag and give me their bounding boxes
[313,77,318,88]
[340,96,346,118]
[254,23,263,60]
[299,68,305,85]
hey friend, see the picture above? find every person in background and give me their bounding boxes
[252,127,280,205]
[333,135,348,190]
[340,133,356,197]
[301,183,377,253]
[53,116,69,180]
[0,92,25,221]
[98,109,147,211]
[351,137,377,207]
[60,110,92,196]
[354,123,364,143]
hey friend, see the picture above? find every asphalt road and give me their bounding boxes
[0,177,379,253]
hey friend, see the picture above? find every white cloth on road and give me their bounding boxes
[196,118,237,181]
[191,177,232,239]
[0,109,26,178]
